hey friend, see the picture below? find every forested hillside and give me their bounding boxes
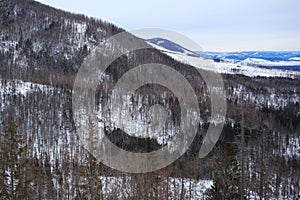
[0,0,299,199]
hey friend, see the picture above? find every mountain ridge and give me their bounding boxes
[146,37,199,57]
[0,1,299,199]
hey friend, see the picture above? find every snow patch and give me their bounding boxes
[289,57,300,61]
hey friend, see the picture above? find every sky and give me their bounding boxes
[37,0,300,52]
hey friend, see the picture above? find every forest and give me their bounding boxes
[0,0,299,199]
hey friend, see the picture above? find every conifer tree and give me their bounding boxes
[0,107,29,199]
[205,141,241,200]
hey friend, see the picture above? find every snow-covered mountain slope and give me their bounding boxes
[0,0,123,85]
[147,40,300,78]
[199,51,300,62]
[240,58,300,68]
[197,51,300,71]
[0,1,298,199]
[146,37,199,57]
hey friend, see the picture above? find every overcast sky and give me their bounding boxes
[37,0,300,52]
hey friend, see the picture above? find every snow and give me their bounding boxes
[0,40,18,53]
[157,40,165,45]
[32,41,43,53]
[172,53,300,78]
[148,42,300,78]
[0,79,54,97]
[147,41,198,57]
[283,136,300,158]
[74,22,87,35]
[241,58,300,67]
[95,92,179,146]
[228,84,300,110]
[289,57,300,61]
[98,176,212,199]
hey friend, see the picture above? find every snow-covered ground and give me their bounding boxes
[283,136,300,158]
[240,58,300,67]
[290,57,300,61]
[147,42,300,78]
[0,79,54,97]
[97,176,213,199]
[228,84,300,110]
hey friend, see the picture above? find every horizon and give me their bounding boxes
[36,0,300,52]
[145,37,300,53]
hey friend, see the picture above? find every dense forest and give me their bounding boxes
[0,0,299,199]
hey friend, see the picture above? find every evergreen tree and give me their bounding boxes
[205,141,241,200]
[0,107,29,199]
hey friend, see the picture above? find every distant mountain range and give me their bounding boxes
[201,51,300,71]
[146,38,300,71]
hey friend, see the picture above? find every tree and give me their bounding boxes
[0,135,9,199]
[75,116,103,199]
[205,141,241,200]
[0,107,29,199]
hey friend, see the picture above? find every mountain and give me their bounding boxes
[147,37,300,72]
[0,0,299,199]
[147,37,199,57]
[148,38,300,78]
[0,0,123,86]
[197,51,300,62]
[196,51,300,71]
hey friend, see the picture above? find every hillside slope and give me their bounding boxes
[0,0,299,199]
